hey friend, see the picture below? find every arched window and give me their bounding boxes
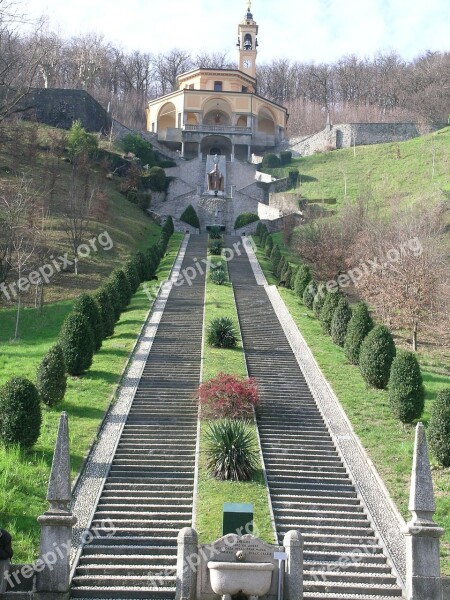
[244,33,252,50]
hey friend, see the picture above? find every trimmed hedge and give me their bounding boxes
[428,388,450,467]
[103,281,122,321]
[313,284,327,318]
[59,312,95,376]
[94,288,116,338]
[262,153,281,168]
[388,350,425,423]
[180,204,200,229]
[110,269,132,310]
[0,377,42,448]
[320,290,341,335]
[276,256,286,279]
[359,325,396,389]
[264,235,274,258]
[270,245,282,273]
[331,296,352,347]
[123,261,141,294]
[72,294,103,351]
[234,213,259,229]
[344,302,374,365]
[294,264,312,299]
[280,150,292,165]
[36,344,67,407]
[303,280,318,309]
[146,166,166,191]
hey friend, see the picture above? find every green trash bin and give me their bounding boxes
[222,502,253,536]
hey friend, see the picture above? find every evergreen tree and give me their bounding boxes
[428,389,450,467]
[0,377,42,447]
[72,294,103,351]
[331,296,352,347]
[320,290,341,335]
[359,325,396,389]
[36,345,67,407]
[313,284,327,319]
[294,265,312,299]
[388,350,425,423]
[180,204,200,229]
[94,288,115,338]
[265,235,274,258]
[59,312,95,376]
[344,302,374,365]
[303,280,318,309]
[270,245,282,273]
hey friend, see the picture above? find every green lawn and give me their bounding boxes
[0,234,183,563]
[266,126,450,209]
[196,254,274,545]
[252,236,450,574]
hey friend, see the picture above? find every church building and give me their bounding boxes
[146,2,288,161]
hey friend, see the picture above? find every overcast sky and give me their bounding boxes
[21,0,450,63]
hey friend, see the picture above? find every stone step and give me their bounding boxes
[303,580,402,596]
[71,586,175,599]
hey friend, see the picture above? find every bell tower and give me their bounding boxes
[237,1,258,79]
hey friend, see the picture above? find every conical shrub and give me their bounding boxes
[428,389,450,467]
[59,312,95,376]
[344,302,374,365]
[359,325,396,389]
[312,284,327,318]
[270,245,282,273]
[94,287,115,338]
[0,377,41,448]
[123,260,141,294]
[388,350,425,423]
[276,256,286,279]
[320,290,341,335]
[331,296,352,347]
[72,294,103,351]
[180,204,200,229]
[303,280,318,309]
[294,264,312,299]
[36,344,67,407]
[110,269,132,310]
[264,235,273,257]
[103,281,122,321]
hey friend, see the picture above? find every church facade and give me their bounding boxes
[146,3,288,160]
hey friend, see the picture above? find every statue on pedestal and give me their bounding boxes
[208,154,224,196]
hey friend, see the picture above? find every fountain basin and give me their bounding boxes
[207,561,275,596]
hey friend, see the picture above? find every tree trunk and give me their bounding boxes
[14,292,21,341]
[412,322,418,352]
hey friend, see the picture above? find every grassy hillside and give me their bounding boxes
[268,126,450,208]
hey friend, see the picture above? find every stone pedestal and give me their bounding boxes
[283,530,303,600]
[403,423,443,600]
[176,527,198,600]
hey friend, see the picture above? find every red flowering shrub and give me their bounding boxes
[197,373,260,419]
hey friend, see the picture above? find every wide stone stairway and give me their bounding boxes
[226,237,404,600]
[70,235,207,599]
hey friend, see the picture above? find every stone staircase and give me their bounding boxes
[226,237,404,600]
[70,235,207,600]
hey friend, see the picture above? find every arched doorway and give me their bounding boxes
[157,102,176,134]
[200,135,232,159]
[257,107,276,135]
[202,98,233,129]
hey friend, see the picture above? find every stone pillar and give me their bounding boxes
[181,141,185,158]
[403,423,443,600]
[283,530,303,600]
[231,144,235,162]
[247,145,251,161]
[0,560,9,593]
[36,412,77,599]
[175,527,198,600]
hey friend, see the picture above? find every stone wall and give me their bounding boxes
[19,88,111,133]
[269,192,301,214]
[442,577,450,599]
[289,122,419,156]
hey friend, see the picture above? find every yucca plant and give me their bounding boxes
[209,265,228,285]
[205,419,259,481]
[207,317,238,348]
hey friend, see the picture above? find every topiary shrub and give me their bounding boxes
[209,264,228,285]
[207,317,238,349]
[234,213,259,229]
[197,373,259,419]
[132,251,147,283]
[205,419,259,481]
[294,264,312,299]
[288,169,299,187]
[359,325,396,389]
[147,166,166,191]
[280,150,292,165]
[110,269,132,310]
[36,345,67,407]
[264,235,274,258]
[388,350,425,423]
[256,222,263,237]
[0,377,41,447]
[94,288,115,338]
[281,264,293,288]
[103,281,122,321]
[123,261,141,294]
[162,215,174,236]
[428,389,450,467]
[180,204,200,229]
[59,312,95,376]
[209,238,223,256]
[72,294,103,351]
[145,247,159,280]
[344,302,374,365]
[276,255,286,279]
[270,245,282,273]
[262,153,281,168]
[260,228,269,247]
[331,296,352,347]
[303,280,318,309]
[320,290,341,335]
[312,284,327,318]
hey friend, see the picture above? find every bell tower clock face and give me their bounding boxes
[243,59,252,69]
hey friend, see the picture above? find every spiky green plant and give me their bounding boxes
[209,265,228,285]
[207,317,238,348]
[205,419,259,481]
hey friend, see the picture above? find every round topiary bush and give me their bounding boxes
[0,377,42,447]
[110,269,132,310]
[147,166,166,191]
[388,350,425,423]
[197,373,259,419]
[59,312,95,376]
[294,264,312,300]
[207,317,238,349]
[331,296,352,347]
[264,235,274,257]
[359,325,396,389]
[320,290,341,335]
[344,302,374,365]
[303,280,318,309]
[180,204,200,229]
[262,153,281,168]
[428,388,450,467]
[36,344,67,407]
[312,284,327,318]
[103,281,122,321]
[94,288,115,338]
[72,294,103,351]
[205,419,259,481]
[270,245,282,273]
[123,261,141,294]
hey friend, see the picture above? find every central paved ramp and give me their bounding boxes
[71,235,207,600]
[226,237,404,600]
